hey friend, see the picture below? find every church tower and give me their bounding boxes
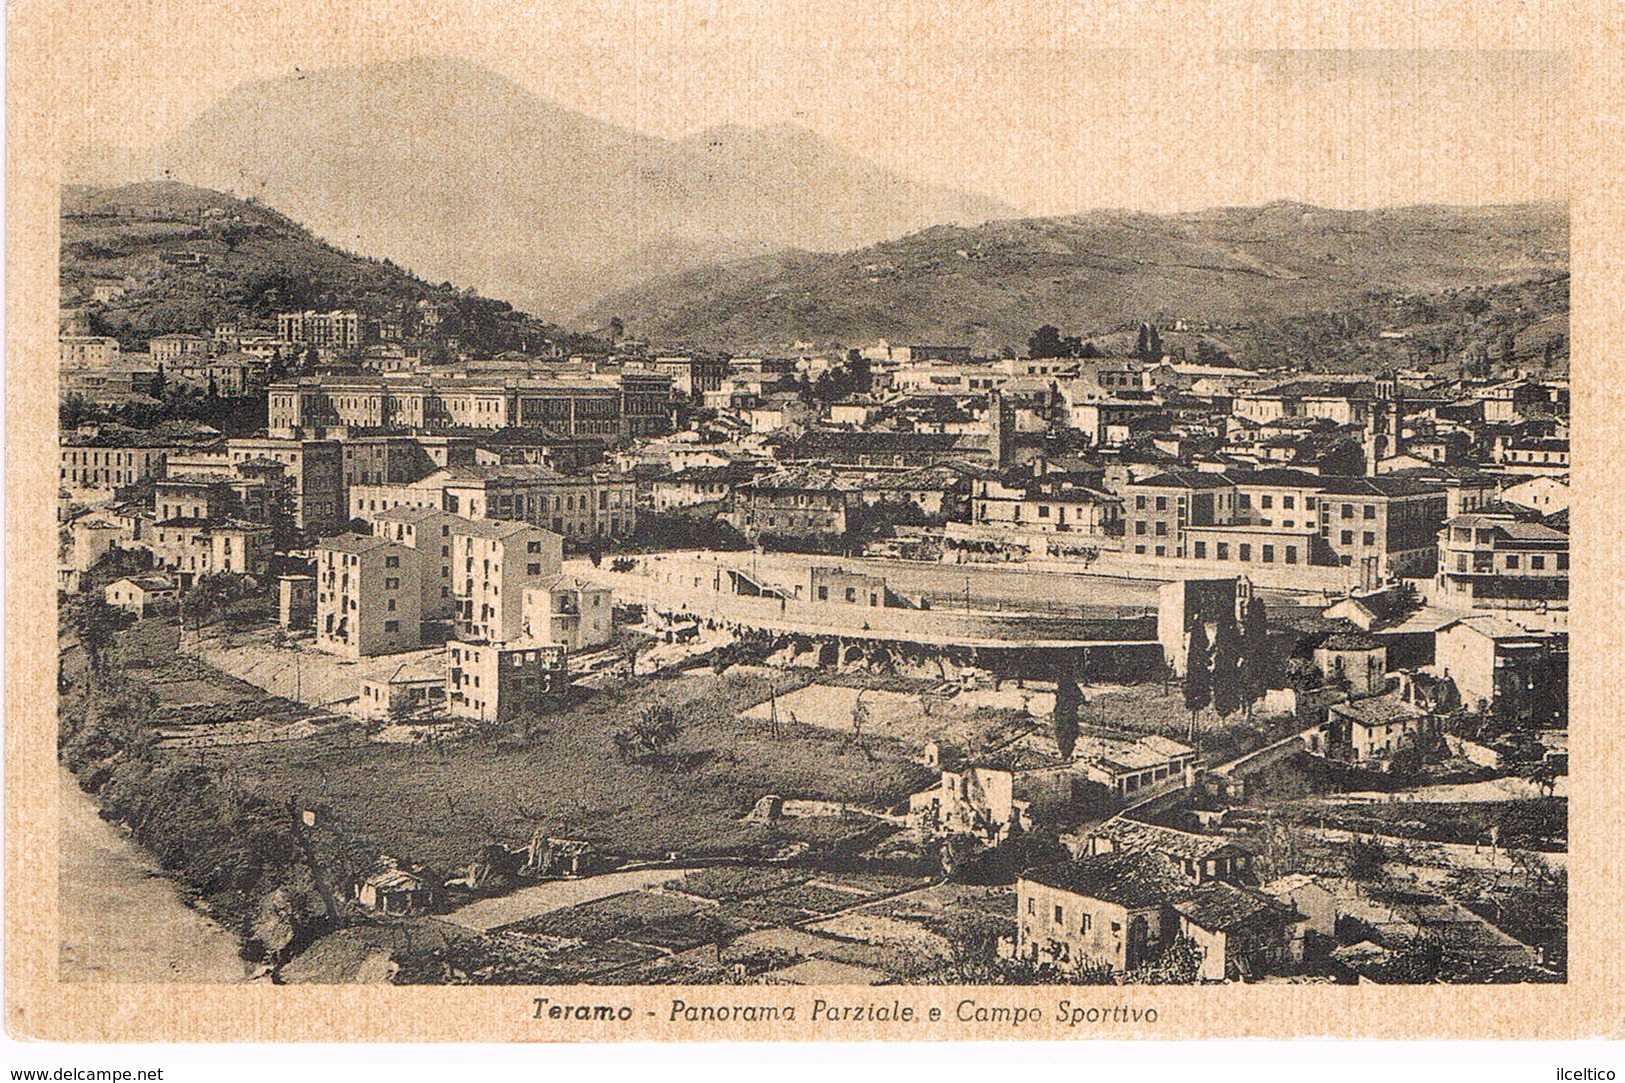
[1365,372,1404,471]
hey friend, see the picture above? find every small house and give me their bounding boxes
[1314,632,1388,696]
[1016,850,1304,980]
[355,864,440,916]
[1326,696,1431,764]
[104,574,179,617]
[358,658,446,721]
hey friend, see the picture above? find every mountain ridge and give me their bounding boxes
[65,56,1018,319]
[580,201,1569,359]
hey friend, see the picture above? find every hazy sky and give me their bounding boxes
[39,0,1569,215]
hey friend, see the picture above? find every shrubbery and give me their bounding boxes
[59,675,366,963]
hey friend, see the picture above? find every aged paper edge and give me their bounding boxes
[6,0,1624,1043]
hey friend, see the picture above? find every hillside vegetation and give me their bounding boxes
[585,201,1568,368]
[61,181,602,356]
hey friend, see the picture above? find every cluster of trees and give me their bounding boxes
[807,360,871,403]
[1133,322,1165,362]
[179,571,263,629]
[60,386,270,438]
[62,594,136,679]
[1025,321,1170,363]
[1182,598,1277,732]
[1028,325,1098,359]
[627,512,750,553]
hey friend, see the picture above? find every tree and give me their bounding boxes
[1028,325,1063,359]
[180,571,257,631]
[1238,597,1273,719]
[1182,622,1212,734]
[64,595,135,681]
[1500,331,1519,368]
[1052,653,1081,759]
[621,632,653,677]
[1123,935,1205,984]
[850,690,876,761]
[1530,760,1559,798]
[1135,322,1164,362]
[612,704,683,764]
[1211,611,1242,719]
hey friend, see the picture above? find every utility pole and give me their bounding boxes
[767,676,779,739]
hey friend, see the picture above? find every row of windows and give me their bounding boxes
[1025,896,1101,934]
[1454,552,1567,572]
[1190,541,1300,564]
[61,450,158,465]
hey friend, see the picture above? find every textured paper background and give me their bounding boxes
[7,0,1622,1042]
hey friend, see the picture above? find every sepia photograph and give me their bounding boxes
[8,0,1618,1049]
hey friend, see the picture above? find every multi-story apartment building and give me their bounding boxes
[1124,471,1238,559]
[370,505,466,620]
[148,333,210,366]
[1232,378,1376,427]
[650,356,729,398]
[59,359,164,404]
[889,362,1010,395]
[146,517,272,586]
[1497,437,1570,476]
[154,466,291,528]
[1015,848,1300,981]
[314,533,422,658]
[450,520,563,644]
[446,640,567,722]
[59,335,121,367]
[341,435,439,489]
[1179,467,1333,569]
[1229,468,1325,532]
[1114,470,1446,582]
[521,576,614,652]
[776,430,998,470]
[616,370,679,439]
[726,467,859,539]
[278,310,365,353]
[1383,465,1503,518]
[218,438,345,532]
[651,466,740,512]
[1316,476,1449,580]
[969,471,1122,537]
[1435,511,1569,613]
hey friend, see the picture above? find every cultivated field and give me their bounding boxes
[208,668,939,870]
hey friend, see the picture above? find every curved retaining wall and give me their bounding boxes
[606,559,1156,648]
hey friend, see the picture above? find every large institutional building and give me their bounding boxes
[265,371,673,441]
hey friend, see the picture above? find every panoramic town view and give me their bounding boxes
[55,57,1568,988]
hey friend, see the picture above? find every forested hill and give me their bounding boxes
[61,181,604,356]
[583,201,1569,367]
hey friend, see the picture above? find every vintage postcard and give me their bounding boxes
[6,0,1623,1043]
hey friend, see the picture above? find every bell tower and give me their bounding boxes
[1365,371,1404,471]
